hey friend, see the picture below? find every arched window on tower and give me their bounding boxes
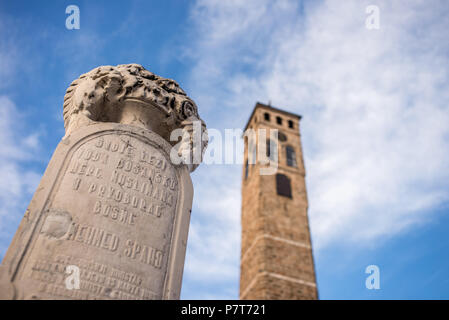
[276,174,292,198]
[286,146,297,167]
[245,159,249,179]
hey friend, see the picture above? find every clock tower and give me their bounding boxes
[240,102,318,300]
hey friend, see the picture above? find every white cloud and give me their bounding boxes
[0,96,41,257]
[181,0,449,297]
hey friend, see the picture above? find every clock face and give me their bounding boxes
[278,131,287,142]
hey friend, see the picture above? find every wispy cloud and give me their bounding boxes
[181,0,449,297]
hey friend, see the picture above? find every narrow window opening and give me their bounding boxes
[266,139,277,161]
[276,174,292,198]
[266,139,271,158]
[286,146,297,167]
[276,116,283,125]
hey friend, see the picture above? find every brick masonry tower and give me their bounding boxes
[240,102,318,300]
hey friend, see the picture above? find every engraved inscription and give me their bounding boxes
[20,132,180,299]
[123,239,163,269]
[66,222,120,252]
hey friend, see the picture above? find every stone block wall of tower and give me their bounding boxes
[240,103,318,300]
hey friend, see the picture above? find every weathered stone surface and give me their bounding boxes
[1,64,206,300]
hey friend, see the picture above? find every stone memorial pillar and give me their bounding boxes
[0,64,207,300]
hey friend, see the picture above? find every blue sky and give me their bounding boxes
[0,0,449,299]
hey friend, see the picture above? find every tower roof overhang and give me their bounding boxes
[243,102,302,132]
